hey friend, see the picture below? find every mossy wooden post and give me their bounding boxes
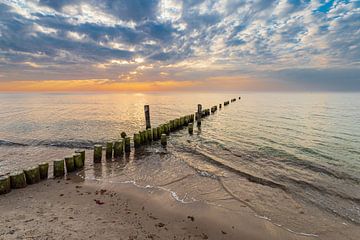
[188,123,194,134]
[157,126,161,138]
[161,134,167,146]
[53,159,65,177]
[144,105,151,129]
[75,150,85,165]
[114,140,124,157]
[10,171,27,189]
[94,145,102,163]
[65,156,75,173]
[134,133,141,148]
[24,166,40,185]
[73,153,83,169]
[38,162,49,180]
[147,129,153,141]
[106,142,113,160]
[141,130,147,143]
[0,175,11,195]
[190,114,194,123]
[152,128,158,141]
[169,120,174,132]
[124,137,131,153]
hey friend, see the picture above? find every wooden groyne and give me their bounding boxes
[0,96,241,196]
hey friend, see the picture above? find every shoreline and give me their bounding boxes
[0,173,318,240]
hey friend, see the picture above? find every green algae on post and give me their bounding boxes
[152,128,158,140]
[73,153,83,169]
[53,159,65,177]
[65,156,75,172]
[93,145,102,163]
[124,137,131,152]
[10,171,27,189]
[134,133,141,148]
[75,150,85,165]
[146,129,153,141]
[114,140,123,157]
[38,162,49,180]
[106,141,113,159]
[161,134,167,146]
[24,166,40,185]
[0,175,11,195]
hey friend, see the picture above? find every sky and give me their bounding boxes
[0,0,359,92]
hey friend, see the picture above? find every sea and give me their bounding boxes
[0,92,359,237]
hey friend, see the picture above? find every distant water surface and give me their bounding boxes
[0,92,359,237]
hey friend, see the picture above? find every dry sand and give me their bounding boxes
[0,174,338,240]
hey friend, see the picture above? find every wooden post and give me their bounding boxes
[169,120,174,132]
[38,162,49,180]
[188,123,193,134]
[144,105,151,129]
[114,140,123,157]
[156,126,161,139]
[75,150,85,165]
[65,156,75,172]
[124,137,131,152]
[0,175,11,195]
[140,130,147,143]
[152,128,158,141]
[147,129,153,141]
[53,159,65,177]
[24,166,40,184]
[198,104,202,114]
[121,132,127,138]
[161,134,167,146]
[10,171,27,189]
[106,142,113,160]
[134,133,141,148]
[73,153,83,169]
[94,145,102,163]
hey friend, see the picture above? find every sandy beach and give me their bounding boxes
[0,173,320,240]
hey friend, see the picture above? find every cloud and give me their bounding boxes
[0,0,359,91]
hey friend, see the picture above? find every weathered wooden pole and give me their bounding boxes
[188,123,193,134]
[161,134,167,146]
[53,159,65,177]
[73,153,83,169]
[169,120,174,132]
[94,145,102,163]
[0,175,11,195]
[75,150,85,165]
[65,156,75,172]
[114,139,124,157]
[106,142,113,160]
[10,171,27,189]
[124,137,131,153]
[152,128,158,140]
[144,105,151,129]
[24,166,40,184]
[134,133,141,148]
[140,130,147,143]
[38,162,49,180]
[147,129,153,141]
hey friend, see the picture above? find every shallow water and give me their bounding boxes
[0,92,359,236]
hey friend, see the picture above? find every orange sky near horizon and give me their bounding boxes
[0,76,276,92]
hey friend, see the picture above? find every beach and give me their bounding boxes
[0,93,359,239]
[0,173,321,240]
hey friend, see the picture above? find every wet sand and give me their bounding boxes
[0,174,319,240]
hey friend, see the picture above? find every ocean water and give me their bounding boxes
[0,92,359,237]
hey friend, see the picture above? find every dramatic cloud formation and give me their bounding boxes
[0,0,359,91]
